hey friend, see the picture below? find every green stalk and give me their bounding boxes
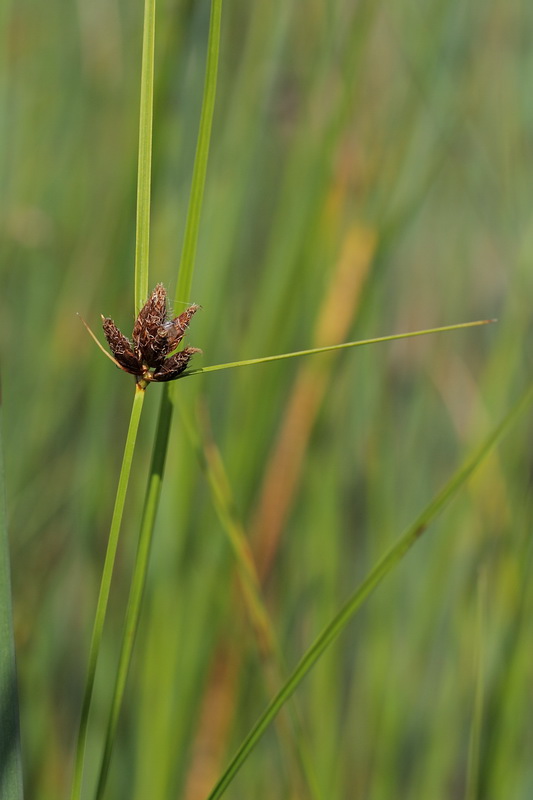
[182,319,496,377]
[134,0,156,312]
[93,388,172,800]
[205,381,533,800]
[70,386,145,800]
[92,2,223,793]
[0,375,24,800]
[72,0,156,792]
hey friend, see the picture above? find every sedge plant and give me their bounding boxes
[0,1,527,800]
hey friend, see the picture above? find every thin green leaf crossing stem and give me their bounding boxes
[0,378,24,800]
[205,381,533,800]
[70,386,146,800]
[134,0,156,313]
[182,319,496,377]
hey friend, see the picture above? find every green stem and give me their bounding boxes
[70,386,146,800]
[205,380,533,800]
[134,0,156,313]
[94,388,172,799]
[91,2,223,792]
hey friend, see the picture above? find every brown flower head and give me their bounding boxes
[102,284,201,385]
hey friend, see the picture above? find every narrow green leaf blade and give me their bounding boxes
[206,380,533,800]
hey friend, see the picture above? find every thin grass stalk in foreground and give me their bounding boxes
[182,319,496,377]
[0,377,24,800]
[134,0,156,312]
[205,380,533,800]
[92,3,222,793]
[70,386,145,800]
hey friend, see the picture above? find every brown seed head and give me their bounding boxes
[132,284,169,367]
[157,304,200,351]
[152,347,202,382]
[101,284,201,383]
[102,317,143,375]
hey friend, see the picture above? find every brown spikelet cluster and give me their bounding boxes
[102,284,201,385]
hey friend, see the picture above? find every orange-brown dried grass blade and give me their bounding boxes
[183,226,376,798]
[183,642,245,800]
[252,223,376,579]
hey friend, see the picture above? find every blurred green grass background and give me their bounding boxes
[3,0,533,798]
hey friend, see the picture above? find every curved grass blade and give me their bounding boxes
[205,380,533,800]
[92,3,223,795]
[70,386,145,800]
[0,376,24,800]
[134,0,156,312]
[179,404,321,799]
[183,319,496,377]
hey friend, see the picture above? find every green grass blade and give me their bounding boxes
[183,319,496,377]
[134,0,156,312]
[0,379,24,800]
[205,381,533,800]
[175,0,222,304]
[70,386,146,800]
[92,3,223,793]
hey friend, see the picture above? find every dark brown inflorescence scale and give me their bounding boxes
[102,284,201,386]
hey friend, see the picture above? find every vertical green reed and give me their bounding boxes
[70,0,157,795]
[94,1,222,796]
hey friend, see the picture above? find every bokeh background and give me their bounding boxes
[3,0,533,798]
